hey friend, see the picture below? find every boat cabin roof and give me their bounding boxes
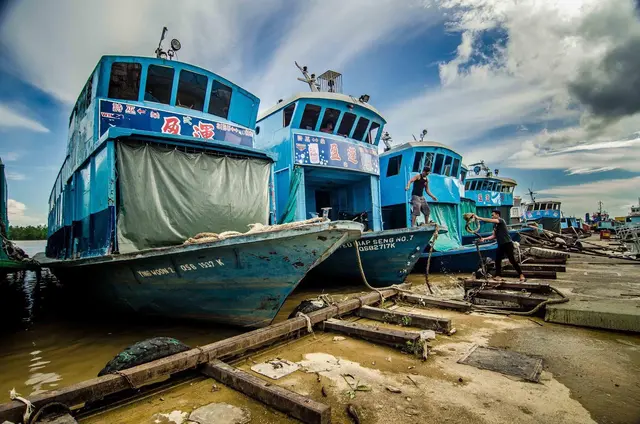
[381,141,461,157]
[258,92,385,122]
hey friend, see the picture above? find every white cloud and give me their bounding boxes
[385,0,640,175]
[0,151,20,161]
[537,177,640,217]
[6,171,26,181]
[0,104,49,133]
[565,167,616,175]
[0,0,286,104]
[7,199,46,226]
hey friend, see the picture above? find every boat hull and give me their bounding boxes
[415,242,498,274]
[37,221,362,328]
[303,225,438,288]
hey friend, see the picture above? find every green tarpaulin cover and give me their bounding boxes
[116,143,271,253]
[430,203,462,251]
[278,166,303,224]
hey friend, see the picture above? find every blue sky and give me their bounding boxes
[1,0,639,226]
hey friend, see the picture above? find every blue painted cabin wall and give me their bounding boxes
[255,97,385,230]
[47,55,267,260]
[379,145,464,234]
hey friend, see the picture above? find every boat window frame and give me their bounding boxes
[299,103,322,131]
[433,153,445,174]
[108,62,142,101]
[208,79,233,119]
[176,69,208,111]
[386,154,402,177]
[144,64,175,105]
[319,107,340,134]
[283,104,295,127]
[452,158,460,178]
[443,155,453,176]
[412,151,425,173]
[460,170,467,182]
[352,116,371,141]
[367,122,381,144]
[337,112,357,137]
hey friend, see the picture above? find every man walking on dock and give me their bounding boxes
[406,166,438,227]
[475,210,526,282]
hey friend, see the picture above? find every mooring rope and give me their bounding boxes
[10,388,34,423]
[424,224,440,294]
[353,224,441,300]
[296,312,315,338]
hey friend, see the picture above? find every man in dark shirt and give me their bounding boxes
[475,210,525,282]
[405,167,438,227]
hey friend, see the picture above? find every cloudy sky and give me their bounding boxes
[0,0,639,226]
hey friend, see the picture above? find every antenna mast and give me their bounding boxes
[295,62,320,92]
[381,132,393,152]
[155,27,181,60]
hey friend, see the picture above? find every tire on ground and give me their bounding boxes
[98,337,191,376]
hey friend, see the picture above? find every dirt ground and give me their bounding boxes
[83,248,640,424]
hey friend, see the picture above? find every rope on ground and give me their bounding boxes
[296,312,315,338]
[470,285,569,316]
[113,370,137,389]
[10,388,34,424]
[424,223,440,295]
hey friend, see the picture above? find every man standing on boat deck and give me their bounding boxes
[405,166,438,227]
[474,210,526,282]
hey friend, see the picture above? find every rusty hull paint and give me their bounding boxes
[303,225,440,287]
[41,221,362,328]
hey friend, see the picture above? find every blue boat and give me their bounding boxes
[39,30,363,327]
[522,198,563,233]
[379,138,501,274]
[461,161,529,244]
[253,65,441,287]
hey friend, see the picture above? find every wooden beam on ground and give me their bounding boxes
[504,262,566,272]
[462,279,552,294]
[471,289,551,308]
[354,305,452,333]
[399,293,472,312]
[502,269,556,279]
[321,318,422,348]
[0,287,401,424]
[523,257,567,265]
[202,360,330,424]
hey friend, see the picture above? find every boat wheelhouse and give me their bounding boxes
[523,200,562,233]
[463,161,516,240]
[626,198,640,227]
[254,66,440,287]
[40,34,362,327]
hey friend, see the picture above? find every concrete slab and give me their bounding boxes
[250,359,299,380]
[188,403,250,424]
[545,298,640,332]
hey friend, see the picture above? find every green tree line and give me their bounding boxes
[8,225,48,240]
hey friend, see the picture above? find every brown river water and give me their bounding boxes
[0,241,453,400]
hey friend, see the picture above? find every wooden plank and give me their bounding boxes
[0,288,400,424]
[524,257,567,264]
[462,279,552,294]
[471,289,551,308]
[202,360,330,424]
[502,269,556,279]
[399,293,471,311]
[321,318,421,348]
[354,305,451,333]
[504,262,566,272]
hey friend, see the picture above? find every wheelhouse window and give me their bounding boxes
[144,65,174,104]
[108,62,141,101]
[283,104,295,127]
[425,152,434,169]
[412,152,424,172]
[176,70,207,111]
[367,122,380,143]
[386,155,402,177]
[452,158,460,178]
[465,181,470,190]
[352,117,370,141]
[337,112,356,137]
[300,104,321,130]
[443,156,453,176]
[208,80,232,119]
[320,108,340,134]
[460,170,467,181]
[433,154,444,174]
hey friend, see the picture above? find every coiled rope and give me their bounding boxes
[10,388,34,423]
[463,213,480,235]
